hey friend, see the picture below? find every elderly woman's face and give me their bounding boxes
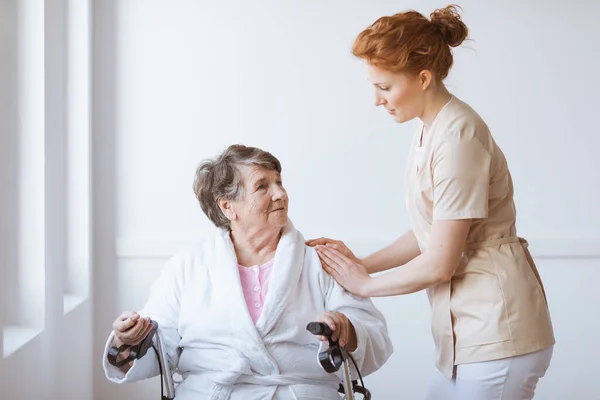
[231,165,288,230]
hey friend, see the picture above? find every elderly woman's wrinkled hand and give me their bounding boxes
[314,311,357,351]
[306,238,360,264]
[112,311,154,348]
[315,244,372,298]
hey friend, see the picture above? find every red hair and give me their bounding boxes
[352,5,468,80]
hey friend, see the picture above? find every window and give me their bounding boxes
[2,0,91,358]
[3,0,46,358]
[64,0,91,314]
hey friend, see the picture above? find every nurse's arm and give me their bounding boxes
[361,229,422,274]
[362,219,471,297]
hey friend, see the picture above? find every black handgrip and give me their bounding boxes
[307,321,343,373]
[107,319,158,368]
[306,321,332,337]
[130,320,158,360]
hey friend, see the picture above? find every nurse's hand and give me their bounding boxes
[112,311,154,348]
[306,238,360,264]
[315,245,372,298]
[314,311,357,352]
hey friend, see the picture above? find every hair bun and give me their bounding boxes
[430,5,468,47]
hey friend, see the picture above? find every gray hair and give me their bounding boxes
[193,144,282,228]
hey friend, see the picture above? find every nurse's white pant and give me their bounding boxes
[425,346,553,400]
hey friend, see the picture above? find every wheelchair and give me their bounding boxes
[306,321,371,400]
[108,320,371,399]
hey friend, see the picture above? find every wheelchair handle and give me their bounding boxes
[306,322,333,338]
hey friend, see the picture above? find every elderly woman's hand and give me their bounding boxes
[112,311,154,348]
[306,238,360,264]
[314,311,357,352]
[315,245,373,298]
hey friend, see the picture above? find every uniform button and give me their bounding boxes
[254,302,261,308]
[253,285,260,292]
[253,267,259,274]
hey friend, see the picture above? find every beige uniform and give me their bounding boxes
[405,96,555,379]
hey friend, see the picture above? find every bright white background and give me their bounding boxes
[95,1,600,399]
[1,0,599,399]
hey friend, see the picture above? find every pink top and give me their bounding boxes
[237,258,274,324]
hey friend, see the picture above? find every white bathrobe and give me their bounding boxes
[103,220,393,399]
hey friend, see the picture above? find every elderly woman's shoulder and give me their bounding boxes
[303,244,332,280]
[303,243,319,259]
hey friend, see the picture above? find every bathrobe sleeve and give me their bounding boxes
[317,251,393,377]
[103,253,185,383]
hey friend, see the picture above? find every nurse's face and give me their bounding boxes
[365,63,426,124]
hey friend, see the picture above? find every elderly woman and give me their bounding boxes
[102,144,393,400]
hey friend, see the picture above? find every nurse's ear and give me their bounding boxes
[418,69,433,91]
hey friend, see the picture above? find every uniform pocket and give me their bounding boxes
[450,270,511,349]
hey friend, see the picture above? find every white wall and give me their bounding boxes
[93,1,600,399]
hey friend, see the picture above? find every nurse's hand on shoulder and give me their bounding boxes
[306,237,360,264]
[315,244,372,298]
[112,311,154,347]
